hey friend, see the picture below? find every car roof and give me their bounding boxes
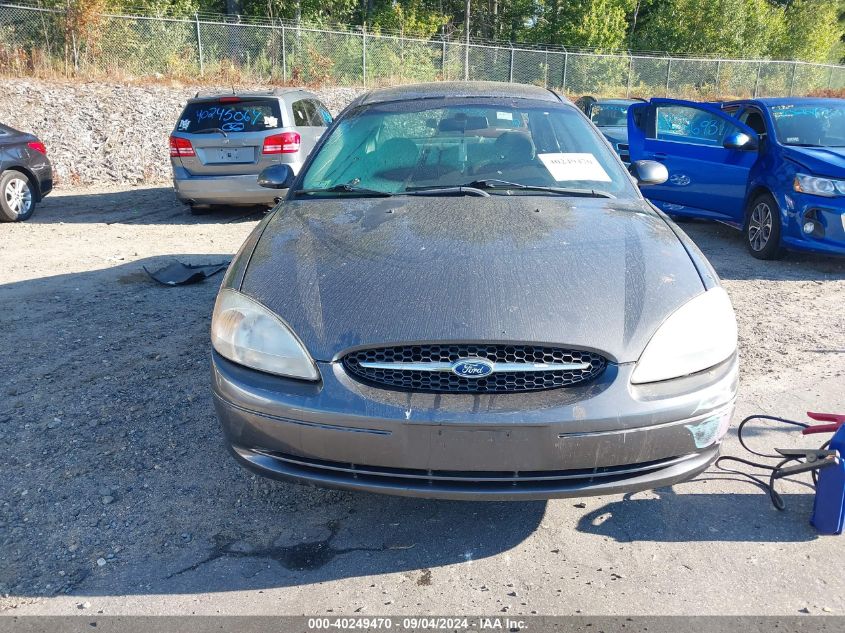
[354,81,566,106]
[595,98,640,105]
[725,97,845,108]
[189,88,316,103]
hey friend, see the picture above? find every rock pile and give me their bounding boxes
[0,79,362,187]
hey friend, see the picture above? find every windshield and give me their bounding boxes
[176,98,283,134]
[590,103,630,127]
[770,103,845,147]
[298,98,635,197]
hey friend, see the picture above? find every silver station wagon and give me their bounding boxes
[170,89,331,213]
[210,82,739,500]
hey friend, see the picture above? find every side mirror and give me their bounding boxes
[628,160,668,186]
[258,164,295,189]
[723,131,758,151]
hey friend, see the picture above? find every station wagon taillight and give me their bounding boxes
[263,132,300,154]
[169,135,195,157]
[27,141,47,155]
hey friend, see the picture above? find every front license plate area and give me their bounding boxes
[429,428,535,471]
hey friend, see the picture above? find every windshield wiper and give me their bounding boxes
[294,179,612,199]
[405,186,490,197]
[460,179,616,198]
[193,128,228,137]
[294,182,394,198]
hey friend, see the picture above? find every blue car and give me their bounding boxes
[627,97,845,258]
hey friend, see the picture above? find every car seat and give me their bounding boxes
[493,131,535,164]
[367,138,420,181]
[472,131,542,182]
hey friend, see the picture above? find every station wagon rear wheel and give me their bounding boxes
[745,193,783,260]
[0,171,35,222]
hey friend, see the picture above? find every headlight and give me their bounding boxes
[211,289,319,380]
[631,287,737,384]
[793,173,845,197]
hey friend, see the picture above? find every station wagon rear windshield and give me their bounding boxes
[176,98,283,134]
[299,98,635,197]
[770,103,845,147]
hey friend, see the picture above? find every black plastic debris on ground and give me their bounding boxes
[143,261,229,286]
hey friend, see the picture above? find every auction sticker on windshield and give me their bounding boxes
[538,153,612,182]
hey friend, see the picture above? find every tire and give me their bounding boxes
[745,193,784,260]
[0,171,36,222]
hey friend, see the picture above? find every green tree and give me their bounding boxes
[370,0,448,37]
[44,0,845,65]
[104,0,223,16]
[771,0,842,62]
[631,0,785,58]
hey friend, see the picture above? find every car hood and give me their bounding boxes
[238,196,705,364]
[599,126,629,145]
[782,146,845,177]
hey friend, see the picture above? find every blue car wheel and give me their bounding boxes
[746,193,784,260]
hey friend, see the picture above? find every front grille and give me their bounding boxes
[342,344,607,393]
[616,142,630,163]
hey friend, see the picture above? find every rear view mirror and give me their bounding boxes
[628,160,668,186]
[258,164,295,189]
[438,116,489,132]
[723,132,758,151]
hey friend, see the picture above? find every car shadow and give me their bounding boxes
[28,186,271,225]
[576,487,818,543]
[676,219,845,282]
[0,256,544,600]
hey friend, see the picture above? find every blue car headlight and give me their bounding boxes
[793,173,845,197]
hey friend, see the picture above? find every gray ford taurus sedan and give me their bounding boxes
[210,82,738,500]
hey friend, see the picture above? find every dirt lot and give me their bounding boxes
[2,185,845,616]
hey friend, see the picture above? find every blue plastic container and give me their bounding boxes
[811,425,845,535]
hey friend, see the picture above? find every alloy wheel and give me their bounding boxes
[747,202,772,252]
[4,177,33,218]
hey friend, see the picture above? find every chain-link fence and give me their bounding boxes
[2,2,844,96]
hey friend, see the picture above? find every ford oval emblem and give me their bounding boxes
[451,358,494,378]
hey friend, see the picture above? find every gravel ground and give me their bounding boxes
[0,79,362,186]
[1,185,845,616]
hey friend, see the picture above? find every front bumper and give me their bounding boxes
[782,192,845,256]
[212,350,738,500]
